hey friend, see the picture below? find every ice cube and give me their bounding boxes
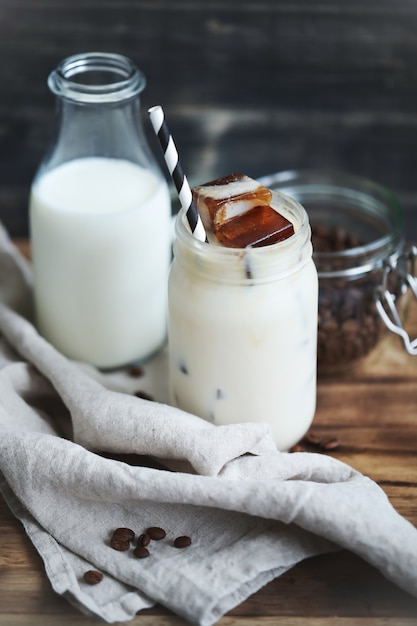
[192,173,272,230]
[215,205,295,248]
[192,173,295,248]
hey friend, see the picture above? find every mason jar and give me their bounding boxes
[168,190,318,451]
[260,170,417,373]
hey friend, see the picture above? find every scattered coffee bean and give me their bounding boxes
[137,533,151,548]
[133,545,150,559]
[305,431,321,445]
[319,436,340,451]
[293,430,340,454]
[83,570,103,585]
[110,537,130,551]
[134,390,155,401]
[147,526,166,540]
[174,535,192,549]
[112,527,135,543]
[107,524,195,559]
[129,365,145,377]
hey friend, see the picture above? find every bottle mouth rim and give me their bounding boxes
[48,52,146,103]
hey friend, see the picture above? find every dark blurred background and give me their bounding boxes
[1,0,417,237]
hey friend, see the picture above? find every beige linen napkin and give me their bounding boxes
[0,222,416,625]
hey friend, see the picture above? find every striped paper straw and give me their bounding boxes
[148,105,207,243]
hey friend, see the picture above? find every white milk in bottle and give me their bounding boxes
[29,53,172,368]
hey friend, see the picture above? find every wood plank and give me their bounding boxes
[316,385,417,426]
[333,453,417,489]
[302,425,417,454]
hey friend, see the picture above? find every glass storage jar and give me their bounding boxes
[259,170,417,373]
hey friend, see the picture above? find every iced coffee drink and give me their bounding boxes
[168,174,318,451]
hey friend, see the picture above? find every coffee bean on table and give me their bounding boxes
[289,430,341,455]
[305,431,321,445]
[112,527,135,543]
[319,436,340,451]
[83,570,104,585]
[147,526,166,540]
[133,545,150,559]
[174,536,192,549]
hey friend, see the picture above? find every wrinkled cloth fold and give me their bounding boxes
[0,222,416,625]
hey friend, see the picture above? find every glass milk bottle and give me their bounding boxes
[29,52,172,368]
[168,190,318,451]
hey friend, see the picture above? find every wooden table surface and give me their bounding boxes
[1,241,417,626]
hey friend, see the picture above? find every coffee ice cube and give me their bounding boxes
[215,204,295,248]
[192,173,272,230]
[192,172,295,248]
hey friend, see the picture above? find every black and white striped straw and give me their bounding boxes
[148,105,207,243]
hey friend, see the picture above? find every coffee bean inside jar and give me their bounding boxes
[312,223,402,371]
[259,170,416,373]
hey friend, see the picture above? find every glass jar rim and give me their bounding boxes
[48,52,146,104]
[259,169,404,277]
[173,189,313,284]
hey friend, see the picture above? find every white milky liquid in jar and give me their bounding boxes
[168,190,318,451]
[30,157,172,368]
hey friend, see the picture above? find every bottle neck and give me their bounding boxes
[37,52,159,175]
[173,191,313,285]
[48,95,156,167]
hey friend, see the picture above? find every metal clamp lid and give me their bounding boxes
[375,245,417,355]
